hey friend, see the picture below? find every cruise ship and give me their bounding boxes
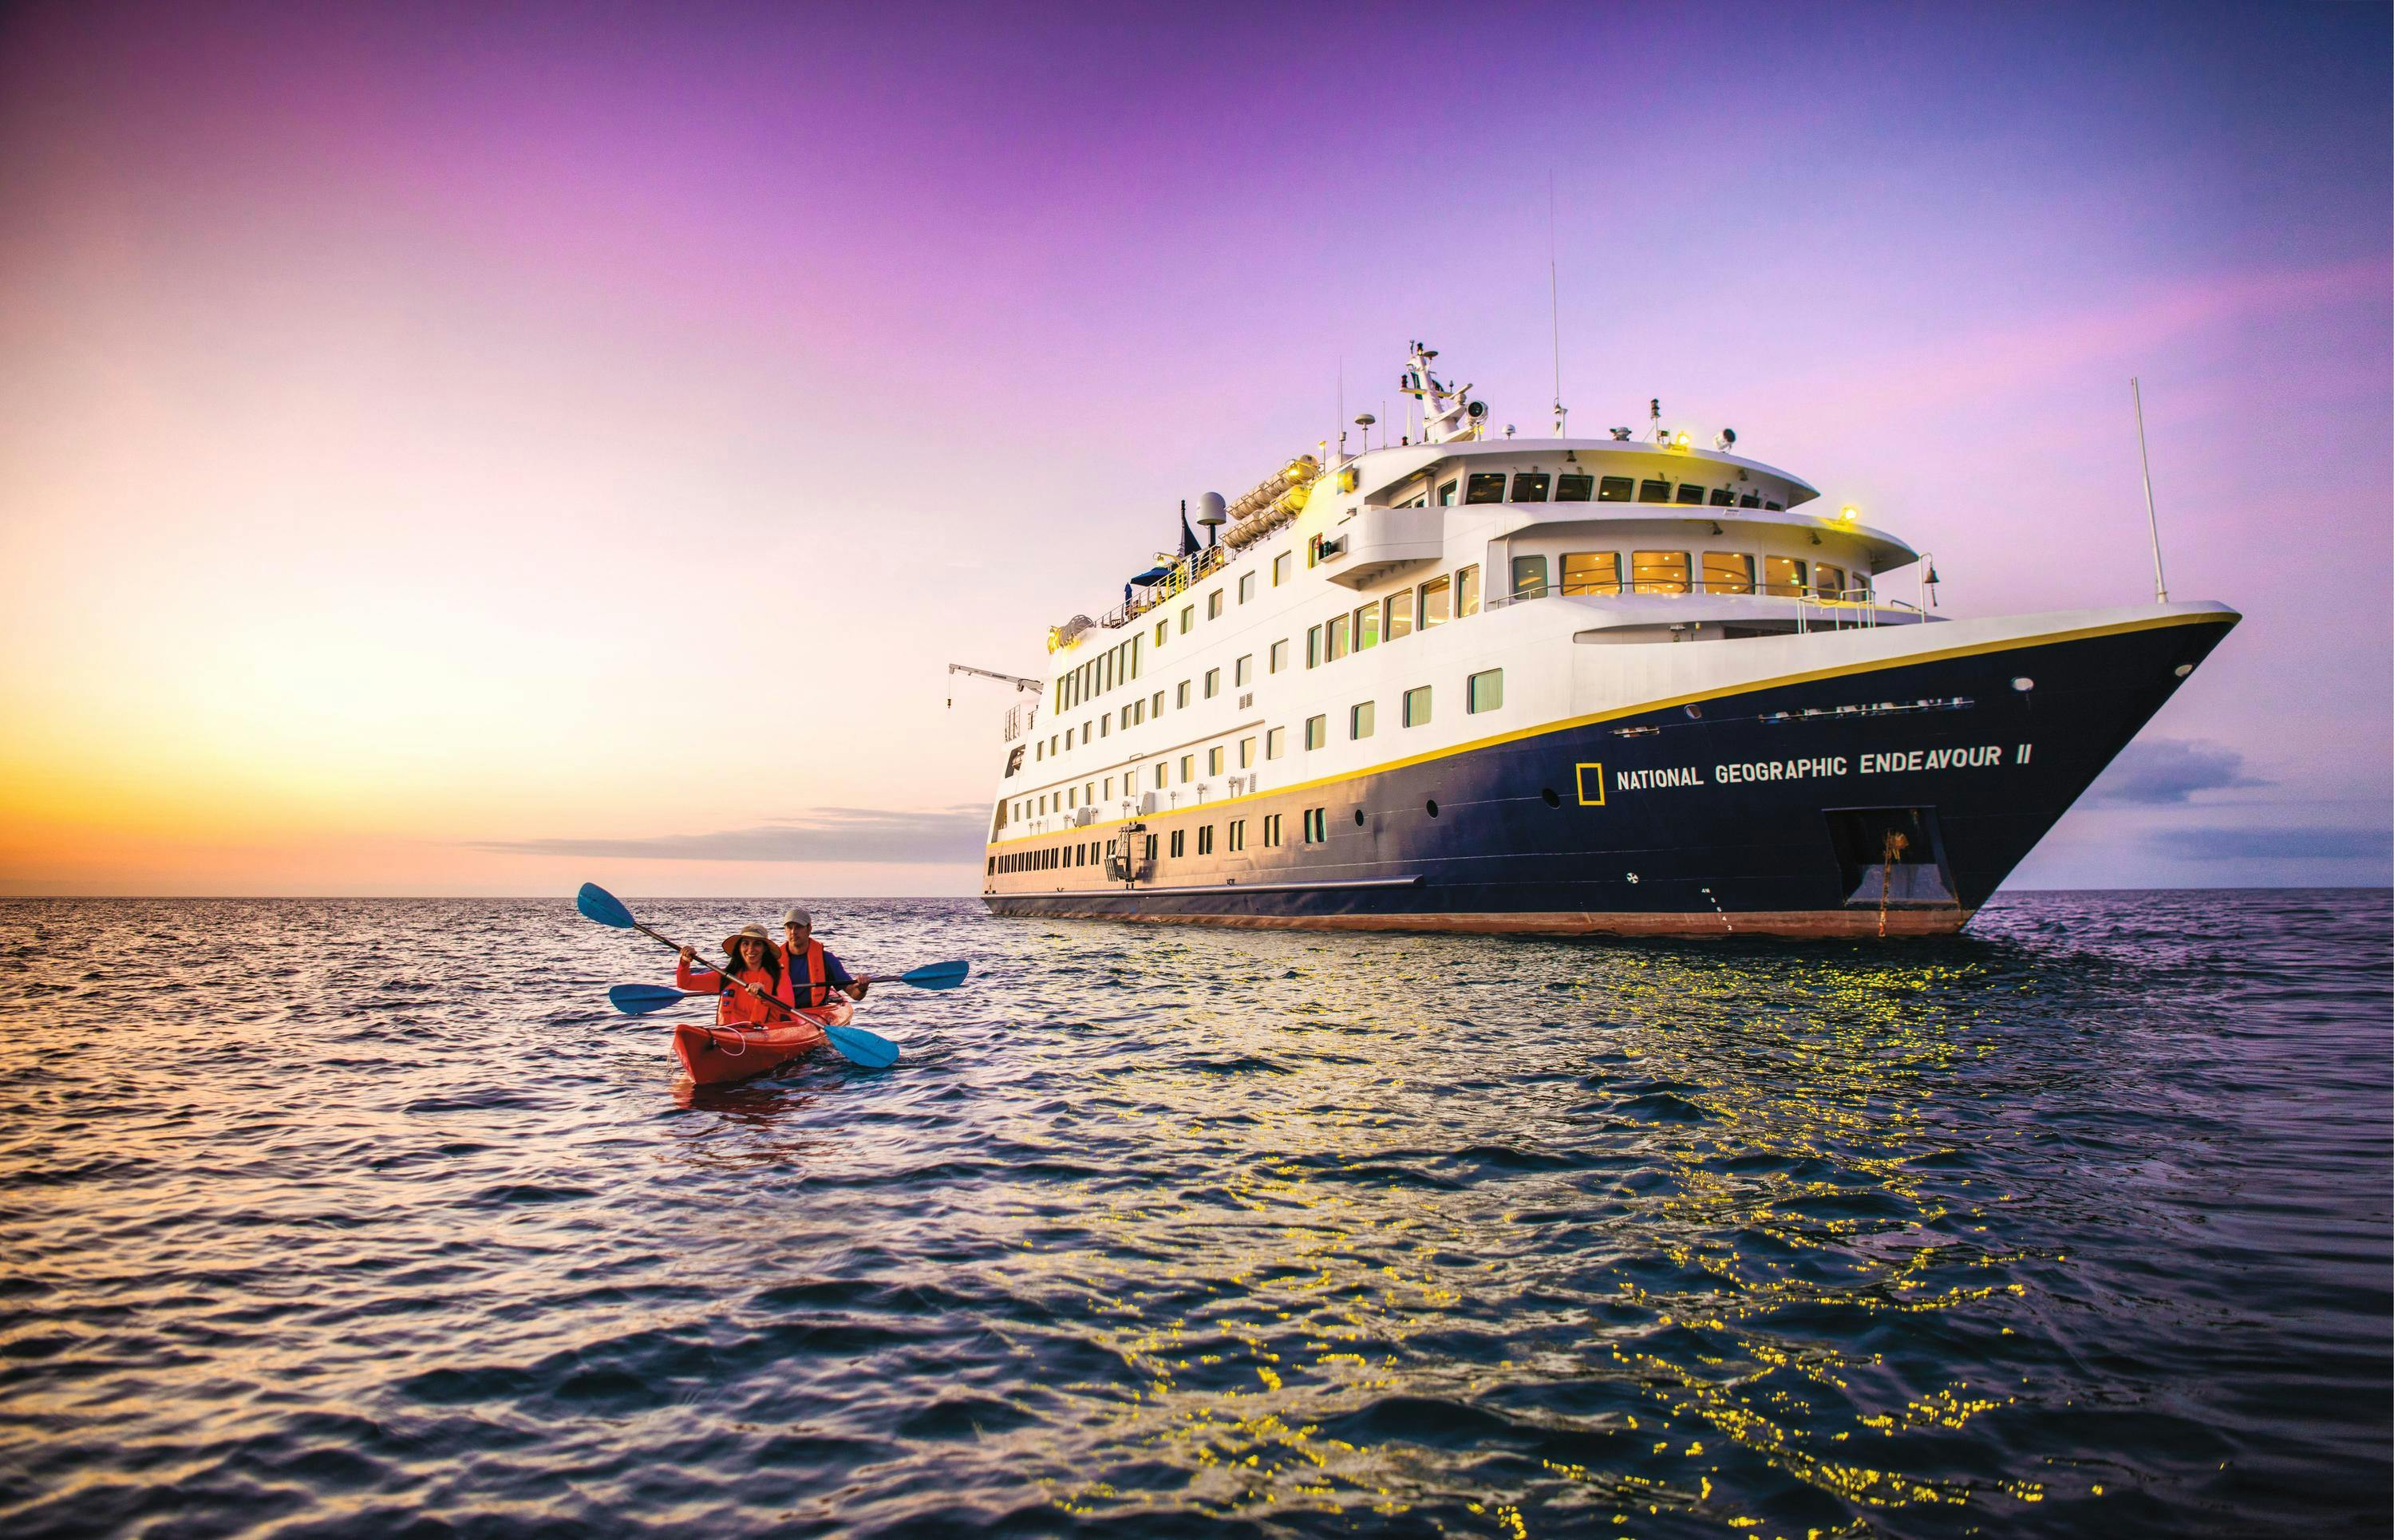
[973,343,2236,937]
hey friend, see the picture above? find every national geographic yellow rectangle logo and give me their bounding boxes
[1576,762,1606,806]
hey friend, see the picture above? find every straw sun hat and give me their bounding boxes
[721,922,774,955]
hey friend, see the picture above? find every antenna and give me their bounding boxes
[1548,171,1566,438]
[1336,356,1345,463]
[2131,377,2169,603]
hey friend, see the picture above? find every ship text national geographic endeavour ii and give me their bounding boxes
[977,343,2237,938]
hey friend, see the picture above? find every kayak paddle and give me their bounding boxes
[606,959,967,1018]
[576,883,903,1070]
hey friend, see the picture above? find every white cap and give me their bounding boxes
[780,907,812,930]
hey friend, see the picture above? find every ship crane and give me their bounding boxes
[946,662,1045,711]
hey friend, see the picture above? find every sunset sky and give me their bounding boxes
[2,2,2386,896]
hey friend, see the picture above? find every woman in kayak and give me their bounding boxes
[676,923,800,1029]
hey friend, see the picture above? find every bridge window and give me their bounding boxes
[1562,551,1621,595]
[1709,488,1735,507]
[1511,555,1549,599]
[1637,479,1672,503]
[1468,668,1504,713]
[1350,701,1377,740]
[1402,685,1432,728]
[1457,564,1480,616]
[1598,476,1634,502]
[1385,590,1413,641]
[1632,550,1691,594]
[1814,564,1847,598]
[1465,472,1507,503]
[1763,555,1807,597]
[1739,492,1760,508]
[1555,473,1594,502]
[1702,552,1755,594]
[1438,479,1459,505]
[1353,602,1379,650]
[1675,484,1705,505]
[1511,472,1550,502]
[1764,500,1783,511]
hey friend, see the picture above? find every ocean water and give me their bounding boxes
[0,890,2385,1539]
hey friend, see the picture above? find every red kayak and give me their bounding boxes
[671,999,854,1086]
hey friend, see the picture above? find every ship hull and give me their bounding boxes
[982,610,2234,938]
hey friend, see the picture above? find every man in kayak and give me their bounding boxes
[780,907,872,1007]
[676,923,797,1028]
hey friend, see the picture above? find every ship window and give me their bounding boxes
[1326,612,1350,661]
[1562,551,1621,595]
[1384,590,1412,641]
[1303,808,1326,843]
[1103,776,1112,800]
[1005,746,1024,777]
[1227,820,1244,852]
[1207,590,1223,619]
[1266,726,1285,760]
[1420,575,1452,628]
[1598,476,1634,502]
[1099,714,1110,736]
[1238,736,1254,768]
[1035,742,1043,762]
[1702,552,1755,594]
[1305,714,1326,750]
[1155,764,1167,789]
[1511,472,1550,502]
[1456,563,1481,616]
[1468,668,1504,713]
[1235,654,1252,686]
[1632,550,1691,594]
[1144,834,1158,859]
[1151,689,1164,716]
[1350,700,1376,740]
[1263,813,1282,846]
[1238,572,1255,603]
[1080,723,1091,745]
[1637,479,1673,503]
[1675,484,1705,504]
[1170,829,1185,858]
[1815,564,1847,598]
[1402,685,1432,728]
[1270,639,1289,673]
[1207,746,1223,776]
[1353,602,1378,650]
[1274,551,1292,586]
[1555,473,1594,502]
[1739,492,1760,508]
[1179,753,1195,782]
[1465,472,1507,504]
[1179,605,1193,634]
[1437,479,1459,505]
[1154,620,1167,647]
[1708,488,1735,507]
[1511,555,1550,600]
[1763,555,1807,597]
[1764,500,1783,511]
[1176,681,1191,708]
[1203,667,1219,698]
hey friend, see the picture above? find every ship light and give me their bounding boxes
[1839,504,1859,522]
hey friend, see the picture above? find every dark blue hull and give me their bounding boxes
[983,611,2235,937]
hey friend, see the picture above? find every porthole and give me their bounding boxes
[1684,703,1703,720]
[1425,799,1440,817]
[2173,663,2194,677]
[2011,676,2034,692]
[1353,808,1366,827]
[1541,788,1562,808]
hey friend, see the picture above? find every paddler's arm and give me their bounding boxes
[674,946,725,993]
[826,950,870,1001]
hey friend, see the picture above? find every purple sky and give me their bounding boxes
[1,2,2386,894]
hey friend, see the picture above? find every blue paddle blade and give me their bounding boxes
[898,961,970,989]
[576,883,636,929]
[608,983,690,1016]
[823,1021,901,1070]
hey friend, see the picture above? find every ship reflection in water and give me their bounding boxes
[0,893,2384,1537]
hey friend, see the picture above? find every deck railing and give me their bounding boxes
[1102,543,1235,630]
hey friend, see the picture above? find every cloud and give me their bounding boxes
[2151,825,2393,863]
[472,805,987,863]
[2084,738,2265,805]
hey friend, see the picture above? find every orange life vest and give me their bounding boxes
[784,938,837,1009]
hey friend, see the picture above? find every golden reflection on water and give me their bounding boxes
[1022,941,2056,1532]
